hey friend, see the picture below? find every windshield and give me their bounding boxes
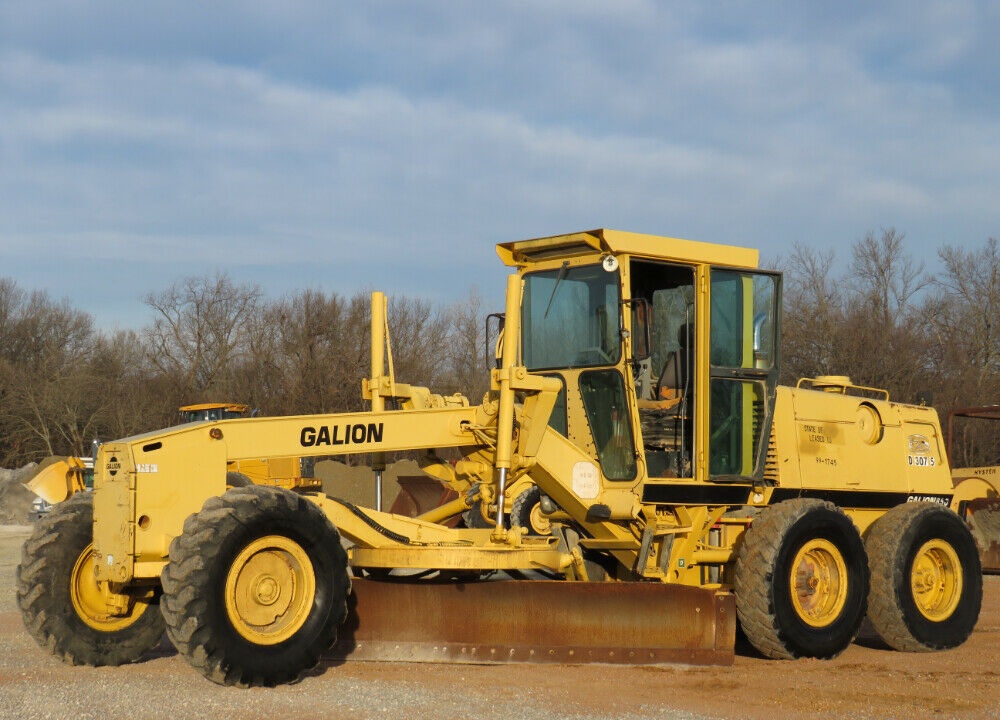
[522,264,622,370]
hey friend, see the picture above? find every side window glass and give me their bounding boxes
[710,271,779,371]
[709,379,767,476]
[752,275,777,371]
[579,370,637,481]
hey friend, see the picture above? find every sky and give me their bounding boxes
[2,2,999,329]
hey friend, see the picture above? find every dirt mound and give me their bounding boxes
[0,464,38,525]
[315,458,423,509]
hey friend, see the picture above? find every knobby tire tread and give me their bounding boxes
[734,498,868,660]
[510,486,543,535]
[865,502,981,652]
[16,493,165,666]
[160,485,350,687]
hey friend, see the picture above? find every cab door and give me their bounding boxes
[706,269,780,481]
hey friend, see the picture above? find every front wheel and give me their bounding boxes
[735,499,869,659]
[510,486,551,536]
[17,493,165,665]
[462,498,494,529]
[160,485,350,687]
[865,502,981,651]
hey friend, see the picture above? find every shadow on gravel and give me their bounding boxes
[732,617,893,658]
[310,590,359,678]
[852,618,893,651]
[143,631,179,661]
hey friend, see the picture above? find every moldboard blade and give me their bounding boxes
[329,577,735,666]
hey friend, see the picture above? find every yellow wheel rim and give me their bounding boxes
[70,544,149,632]
[911,539,962,622]
[225,535,316,645]
[529,503,552,535]
[789,539,849,628]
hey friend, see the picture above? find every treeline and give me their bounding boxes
[0,275,490,468]
[1,228,999,468]
[779,229,1000,466]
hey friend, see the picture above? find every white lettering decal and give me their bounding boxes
[572,462,600,499]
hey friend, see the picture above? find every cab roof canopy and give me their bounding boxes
[178,402,249,413]
[496,228,759,270]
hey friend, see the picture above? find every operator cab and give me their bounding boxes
[503,229,780,486]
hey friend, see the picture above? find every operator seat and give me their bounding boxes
[655,322,693,408]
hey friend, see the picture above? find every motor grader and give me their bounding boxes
[17,228,982,687]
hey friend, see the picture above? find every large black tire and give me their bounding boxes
[510,486,551,536]
[16,493,165,665]
[735,498,869,659]
[865,502,981,652]
[160,485,350,687]
[226,471,252,487]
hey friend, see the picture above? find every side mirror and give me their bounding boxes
[486,312,505,370]
[630,298,652,362]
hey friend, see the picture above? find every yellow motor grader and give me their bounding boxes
[17,229,981,687]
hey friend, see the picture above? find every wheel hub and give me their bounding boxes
[70,543,149,631]
[789,538,849,628]
[254,576,281,606]
[529,503,552,535]
[911,539,962,622]
[225,535,316,645]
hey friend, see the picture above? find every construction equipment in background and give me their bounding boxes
[179,402,321,492]
[948,405,1000,572]
[18,229,982,688]
[23,452,95,520]
[177,402,253,423]
[22,404,320,518]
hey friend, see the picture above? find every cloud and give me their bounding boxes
[1,2,999,329]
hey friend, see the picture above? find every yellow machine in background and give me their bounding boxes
[178,403,321,492]
[22,454,93,519]
[18,229,982,688]
[23,404,319,514]
[948,405,1000,572]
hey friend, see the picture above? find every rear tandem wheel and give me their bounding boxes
[160,485,351,687]
[865,501,981,651]
[734,498,869,660]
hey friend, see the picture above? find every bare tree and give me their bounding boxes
[442,287,492,400]
[0,283,100,462]
[777,243,844,385]
[385,294,452,391]
[932,232,1000,467]
[778,230,933,404]
[850,228,929,328]
[841,229,933,401]
[261,289,364,415]
[143,273,263,403]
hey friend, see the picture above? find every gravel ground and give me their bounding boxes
[1,525,998,720]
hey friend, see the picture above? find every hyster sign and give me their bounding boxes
[300,423,384,447]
